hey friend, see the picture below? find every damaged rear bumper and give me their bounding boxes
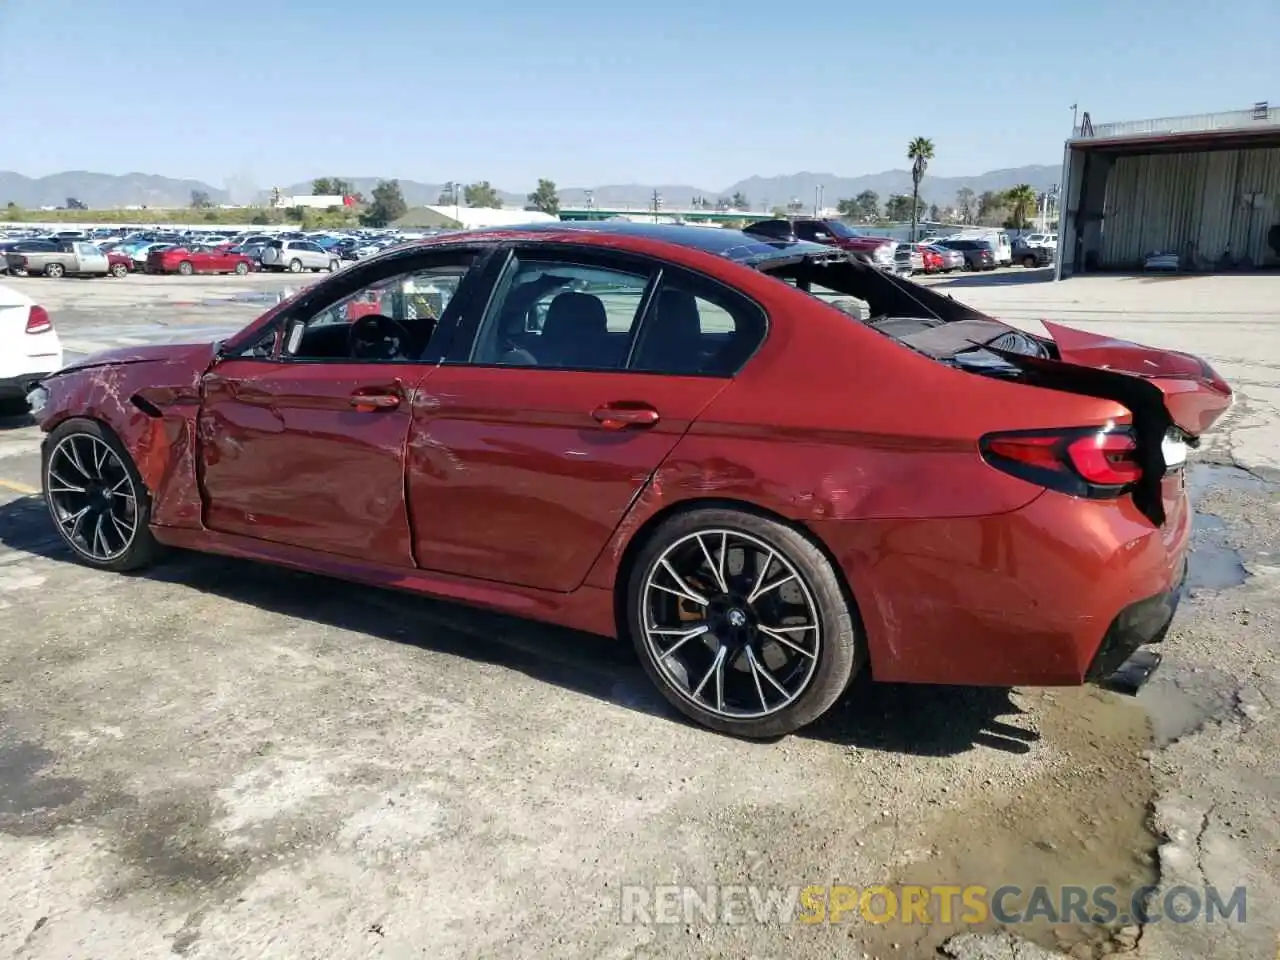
[1088,558,1188,694]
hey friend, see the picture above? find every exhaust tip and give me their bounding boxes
[1099,649,1163,696]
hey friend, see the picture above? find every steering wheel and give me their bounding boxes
[348,314,410,361]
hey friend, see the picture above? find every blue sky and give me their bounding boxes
[2,0,1276,190]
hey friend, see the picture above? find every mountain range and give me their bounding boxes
[0,165,1062,211]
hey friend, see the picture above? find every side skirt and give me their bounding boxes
[149,523,618,639]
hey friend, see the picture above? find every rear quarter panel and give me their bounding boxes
[584,278,1131,586]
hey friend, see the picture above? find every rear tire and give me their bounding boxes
[626,508,861,739]
[42,418,161,573]
[177,260,194,276]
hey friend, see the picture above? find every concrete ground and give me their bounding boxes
[0,270,1277,960]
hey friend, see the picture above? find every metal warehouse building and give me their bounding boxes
[1057,102,1280,277]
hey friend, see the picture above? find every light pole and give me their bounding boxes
[814,184,824,216]
[1070,103,1079,135]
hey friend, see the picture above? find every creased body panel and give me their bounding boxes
[39,345,214,529]
[1041,320,1233,435]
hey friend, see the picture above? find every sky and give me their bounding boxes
[2,0,1277,191]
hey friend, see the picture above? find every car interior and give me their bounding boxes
[478,270,752,374]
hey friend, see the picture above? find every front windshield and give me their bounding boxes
[825,220,861,239]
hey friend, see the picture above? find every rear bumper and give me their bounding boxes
[811,486,1192,687]
[1085,558,1186,684]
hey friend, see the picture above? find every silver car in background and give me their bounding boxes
[259,239,341,273]
[926,244,966,272]
[893,242,925,276]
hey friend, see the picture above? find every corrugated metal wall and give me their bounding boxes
[1100,147,1280,267]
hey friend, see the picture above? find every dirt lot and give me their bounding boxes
[0,271,1277,959]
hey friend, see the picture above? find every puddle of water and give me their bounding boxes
[856,689,1158,959]
[1187,513,1247,591]
[1137,667,1239,746]
[1184,462,1268,592]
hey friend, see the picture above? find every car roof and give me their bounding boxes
[449,220,838,267]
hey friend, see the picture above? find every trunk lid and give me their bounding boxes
[1041,320,1232,437]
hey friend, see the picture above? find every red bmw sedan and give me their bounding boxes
[27,222,1232,738]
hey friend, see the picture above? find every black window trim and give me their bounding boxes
[445,242,661,372]
[442,240,770,379]
[216,244,497,366]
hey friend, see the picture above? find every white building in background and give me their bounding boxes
[279,194,351,209]
[423,205,558,229]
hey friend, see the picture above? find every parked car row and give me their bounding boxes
[0,224,442,280]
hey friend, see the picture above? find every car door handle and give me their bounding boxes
[350,392,400,411]
[591,404,660,430]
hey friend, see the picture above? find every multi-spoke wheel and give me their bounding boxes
[626,509,861,738]
[42,419,159,571]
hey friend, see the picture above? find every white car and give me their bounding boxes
[0,282,64,414]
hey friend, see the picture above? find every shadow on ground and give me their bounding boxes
[0,496,1036,758]
[924,268,1053,289]
[0,409,35,431]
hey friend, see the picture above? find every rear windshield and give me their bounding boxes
[824,221,860,239]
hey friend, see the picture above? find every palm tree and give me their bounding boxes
[907,137,935,242]
[1005,184,1037,230]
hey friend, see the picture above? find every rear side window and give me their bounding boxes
[744,220,793,240]
[629,269,766,377]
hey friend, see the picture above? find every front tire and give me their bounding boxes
[110,263,129,278]
[234,261,249,275]
[288,259,303,273]
[45,262,65,278]
[626,508,860,738]
[42,418,160,572]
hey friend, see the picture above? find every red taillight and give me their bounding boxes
[981,427,1141,497]
[1065,432,1142,485]
[25,305,52,334]
[17,256,28,267]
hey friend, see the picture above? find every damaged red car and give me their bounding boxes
[28,222,1233,738]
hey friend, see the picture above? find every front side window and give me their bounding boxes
[470,256,652,369]
[281,258,474,363]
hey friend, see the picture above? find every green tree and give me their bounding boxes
[906,136,935,241]
[313,177,352,197]
[885,194,912,221]
[526,178,560,215]
[977,190,1007,226]
[955,186,976,224]
[770,206,788,218]
[928,203,940,222]
[730,191,748,210]
[360,179,408,227]
[190,189,212,209]
[1003,184,1037,229]
[437,182,460,205]
[854,190,879,221]
[464,180,502,208]
[836,197,858,217]
[66,197,87,210]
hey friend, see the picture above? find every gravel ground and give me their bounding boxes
[0,270,1277,960]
